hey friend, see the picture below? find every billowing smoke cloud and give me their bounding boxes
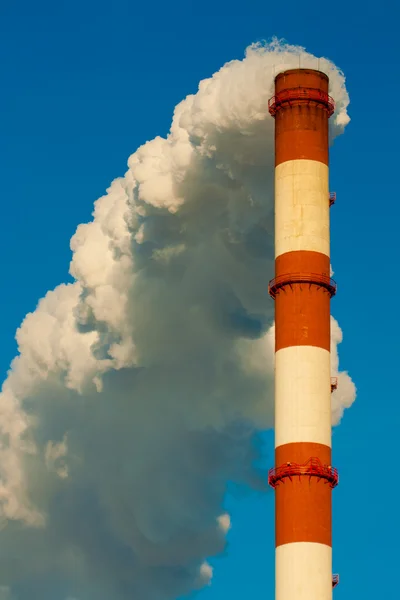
[0,39,355,599]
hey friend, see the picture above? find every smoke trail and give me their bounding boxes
[0,39,355,599]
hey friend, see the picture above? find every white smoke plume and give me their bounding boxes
[0,39,355,599]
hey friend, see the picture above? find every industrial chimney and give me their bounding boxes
[267,69,339,600]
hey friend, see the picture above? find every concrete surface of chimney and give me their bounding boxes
[268,68,339,600]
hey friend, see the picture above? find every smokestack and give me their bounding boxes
[268,69,339,599]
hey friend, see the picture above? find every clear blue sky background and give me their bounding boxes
[1,0,398,598]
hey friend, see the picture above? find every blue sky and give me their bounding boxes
[1,0,399,598]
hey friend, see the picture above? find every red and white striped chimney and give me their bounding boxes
[267,69,339,600]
